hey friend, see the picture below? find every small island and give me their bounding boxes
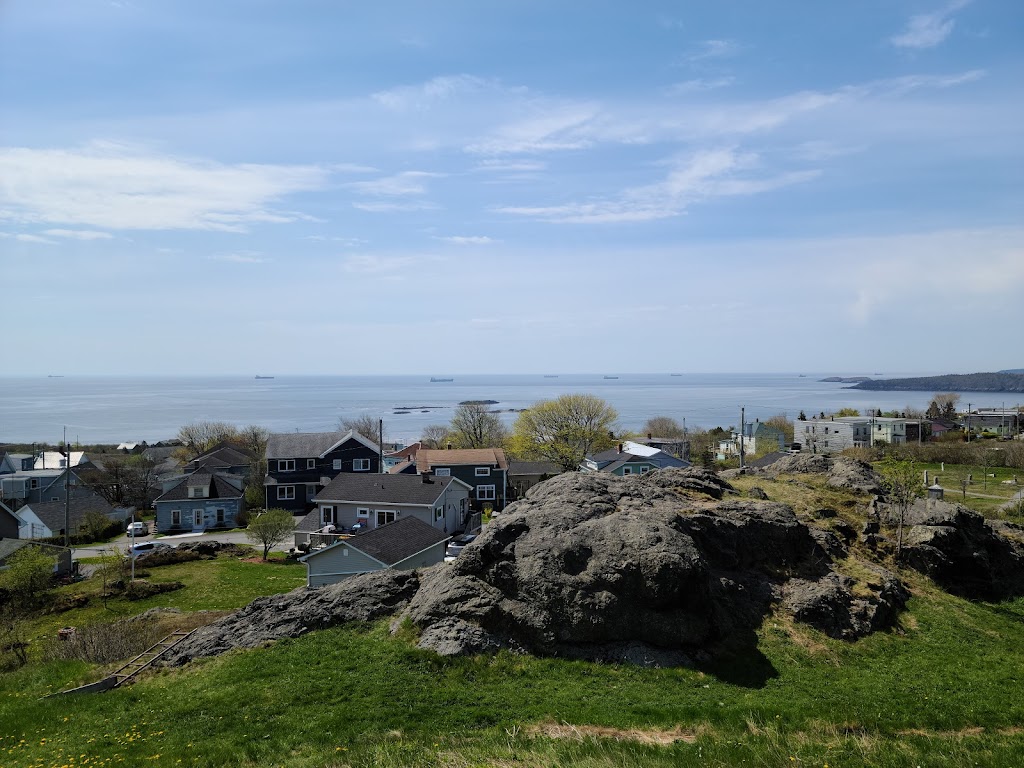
[459,399,499,406]
[850,372,1024,393]
[820,376,871,383]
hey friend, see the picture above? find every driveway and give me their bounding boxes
[73,526,296,560]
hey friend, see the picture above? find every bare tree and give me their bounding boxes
[879,456,922,558]
[339,415,385,444]
[176,421,240,460]
[640,416,686,439]
[449,403,507,448]
[420,424,450,449]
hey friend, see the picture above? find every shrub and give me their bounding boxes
[42,618,166,664]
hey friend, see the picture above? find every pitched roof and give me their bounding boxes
[509,461,561,476]
[415,447,508,473]
[386,442,421,460]
[304,516,449,566]
[267,430,380,459]
[295,509,322,533]
[0,537,71,564]
[586,445,689,473]
[187,446,252,471]
[747,451,789,469]
[20,490,115,534]
[315,473,465,506]
[155,471,244,502]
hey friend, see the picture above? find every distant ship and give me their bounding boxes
[255,375,275,379]
[47,374,64,378]
[670,373,682,377]
[430,377,454,383]
[603,376,619,380]
[543,375,558,378]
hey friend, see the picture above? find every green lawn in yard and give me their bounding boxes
[911,461,1023,518]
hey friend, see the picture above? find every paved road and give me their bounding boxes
[73,526,296,560]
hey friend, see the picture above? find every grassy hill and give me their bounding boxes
[2,480,1024,767]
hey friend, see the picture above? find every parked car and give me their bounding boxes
[445,533,477,558]
[126,521,149,536]
[128,541,170,558]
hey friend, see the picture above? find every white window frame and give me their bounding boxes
[622,467,633,475]
[475,467,491,477]
[434,507,443,521]
[376,509,398,527]
[476,484,496,501]
[307,458,316,469]
[353,458,371,472]
[171,509,181,526]
[639,466,651,474]
[193,509,203,527]
[332,458,342,470]
[216,508,225,524]
[434,468,451,477]
[278,459,296,472]
[278,485,296,501]
[356,507,370,519]
[321,505,336,525]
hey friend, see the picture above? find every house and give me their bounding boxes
[298,516,450,587]
[184,445,254,477]
[0,467,86,512]
[582,441,690,476]
[33,450,92,471]
[508,461,561,499]
[794,416,869,454]
[410,448,509,511]
[0,503,21,539]
[0,538,73,577]
[295,472,472,548]
[928,419,960,440]
[16,489,126,539]
[384,442,421,470]
[716,420,787,460]
[633,435,690,461]
[265,430,382,514]
[153,470,245,533]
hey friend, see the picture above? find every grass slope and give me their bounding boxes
[3,483,1024,767]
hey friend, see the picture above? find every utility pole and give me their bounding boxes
[378,419,384,473]
[63,427,71,548]
[739,407,746,469]
[967,402,972,442]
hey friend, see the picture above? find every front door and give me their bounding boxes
[193,509,204,530]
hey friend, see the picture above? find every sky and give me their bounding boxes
[1,0,1022,376]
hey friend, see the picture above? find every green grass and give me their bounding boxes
[911,461,1023,518]
[2,580,1024,765]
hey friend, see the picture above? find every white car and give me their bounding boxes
[126,521,149,536]
[128,541,171,558]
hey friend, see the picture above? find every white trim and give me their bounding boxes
[278,485,296,500]
[476,484,496,500]
[318,429,382,458]
[307,458,316,469]
[475,467,491,477]
[353,458,371,472]
[433,468,451,477]
[278,459,296,472]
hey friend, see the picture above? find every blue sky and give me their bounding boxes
[1,0,1021,375]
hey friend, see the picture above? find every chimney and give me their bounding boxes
[617,442,623,454]
[422,473,433,484]
[647,433,652,440]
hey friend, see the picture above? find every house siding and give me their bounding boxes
[431,465,507,511]
[266,439,381,513]
[304,540,447,587]
[315,484,469,534]
[155,498,242,533]
[0,509,20,539]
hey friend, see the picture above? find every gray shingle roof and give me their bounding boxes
[155,472,244,502]
[315,473,462,506]
[0,537,70,564]
[21,491,115,534]
[267,430,380,459]
[344,516,449,565]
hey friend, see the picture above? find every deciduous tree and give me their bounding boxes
[449,403,507,448]
[640,416,686,439]
[420,424,450,449]
[245,508,295,561]
[339,415,385,444]
[176,421,240,460]
[510,394,618,472]
[879,456,921,558]
[0,547,55,611]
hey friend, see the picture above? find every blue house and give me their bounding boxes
[582,441,690,476]
[154,470,245,533]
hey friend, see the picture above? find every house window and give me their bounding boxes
[477,485,496,501]
[307,484,318,500]
[434,468,451,477]
[191,487,206,498]
[475,467,491,477]
[216,509,225,524]
[622,467,633,475]
[278,486,295,500]
[30,478,39,489]
[434,507,443,521]
[322,505,335,525]
[307,459,316,469]
[353,458,370,471]
[639,466,650,474]
[171,509,181,526]
[376,509,397,526]
[356,507,370,518]
[278,459,296,472]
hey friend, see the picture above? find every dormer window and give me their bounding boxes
[191,486,208,498]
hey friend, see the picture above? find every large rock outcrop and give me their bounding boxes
[891,499,1024,600]
[402,469,904,662]
[723,454,883,494]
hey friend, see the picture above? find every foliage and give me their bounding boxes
[42,617,166,664]
[246,508,296,560]
[834,407,860,417]
[80,455,158,509]
[339,415,386,444]
[879,456,921,557]
[927,392,961,420]
[80,510,116,542]
[0,547,55,611]
[175,420,241,460]
[448,403,508,448]
[763,412,794,443]
[640,416,686,439]
[510,394,618,471]
[419,424,450,449]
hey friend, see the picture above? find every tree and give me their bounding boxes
[245,508,295,560]
[834,408,861,417]
[0,546,55,611]
[641,416,686,439]
[339,415,385,443]
[176,421,240,460]
[238,424,270,458]
[449,403,507,448]
[932,393,960,420]
[510,394,618,472]
[879,456,922,558]
[763,413,794,444]
[420,424,450,449]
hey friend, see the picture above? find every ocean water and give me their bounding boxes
[0,373,1017,445]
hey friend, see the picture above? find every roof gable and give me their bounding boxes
[315,473,467,506]
[415,448,508,473]
[303,517,449,566]
[267,430,380,460]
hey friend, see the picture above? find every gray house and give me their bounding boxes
[0,538,73,577]
[295,472,472,548]
[582,441,690,476]
[299,516,450,587]
[0,504,21,540]
[16,489,126,540]
[154,470,245,533]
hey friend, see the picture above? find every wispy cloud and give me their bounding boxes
[42,228,114,240]
[342,254,419,274]
[305,235,367,247]
[352,200,438,213]
[210,251,269,264]
[437,235,495,245]
[891,0,970,49]
[0,141,329,232]
[683,39,741,62]
[347,171,442,197]
[465,104,600,155]
[667,77,735,94]
[0,231,58,244]
[497,148,818,224]
[372,75,489,110]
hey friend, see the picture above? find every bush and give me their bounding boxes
[123,580,185,601]
[42,617,166,664]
